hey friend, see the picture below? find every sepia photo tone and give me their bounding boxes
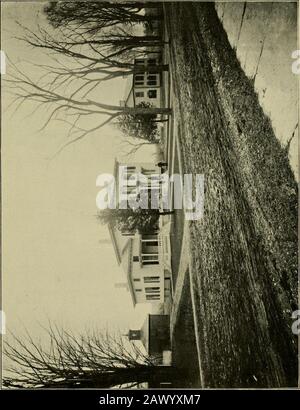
[0,1,298,389]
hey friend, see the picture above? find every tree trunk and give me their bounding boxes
[34,366,178,389]
[121,107,172,116]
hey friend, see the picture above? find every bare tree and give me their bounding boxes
[5,5,171,153]
[6,61,171,155]
[44,1,163,34]
[16,22,169,81]
[20,1,168,84]
[3,326,176,388]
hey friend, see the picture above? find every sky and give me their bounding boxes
[1,1,153,341]
[2,0,298,347]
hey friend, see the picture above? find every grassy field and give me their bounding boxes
[165,2,298,388]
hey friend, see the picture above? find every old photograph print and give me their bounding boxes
[1,0,298,388]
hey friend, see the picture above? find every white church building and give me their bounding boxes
[109,159,172,306]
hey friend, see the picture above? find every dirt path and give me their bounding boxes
[165,2,298,388]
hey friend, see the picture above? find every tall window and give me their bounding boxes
[123,166,136,181]
[146,294,160,300]
[142,234,158,240]
[121,230,134,236]
[148,90,157,99]
[147,75,157,86]
[135,74,144,86]
[142,241,158,249]
[145,287,160,294]
[124,165,136,174]
[141,254,159,265]
[144,276,160,283]
[135,91,144,98]
[143,261,159,265]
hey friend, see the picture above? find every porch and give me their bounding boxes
[140,229,171,273]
